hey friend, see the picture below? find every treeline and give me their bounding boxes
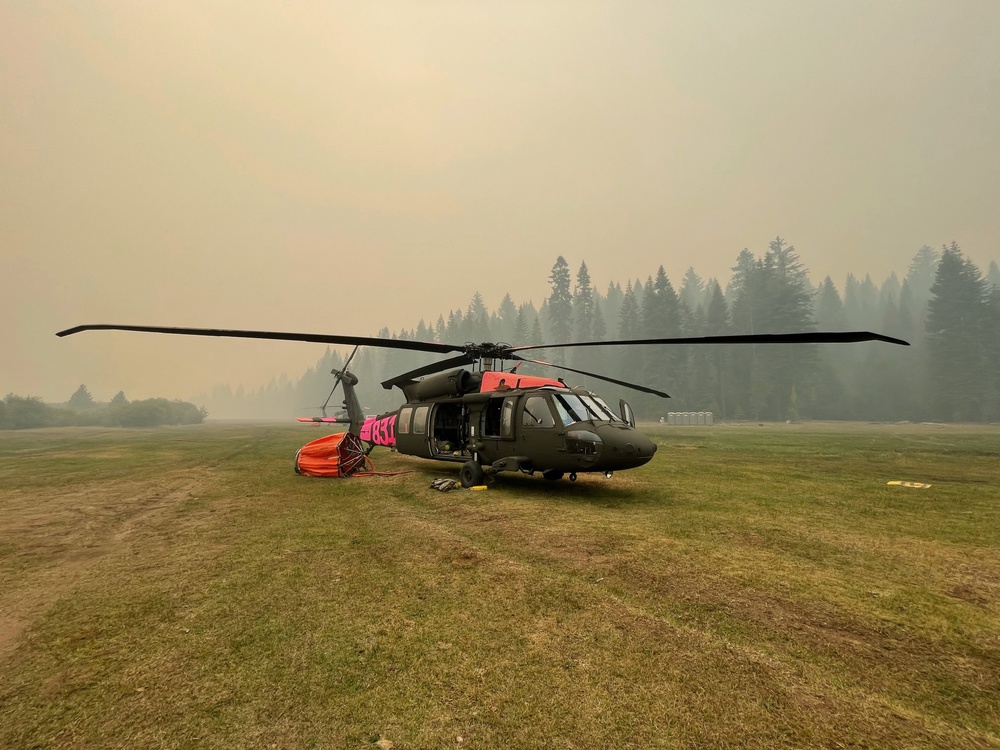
[0,386,207,430]
[199,239,1000,423]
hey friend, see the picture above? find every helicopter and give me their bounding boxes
[57,324,909,486]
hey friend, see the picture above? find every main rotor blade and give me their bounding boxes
[56,324,464,355]
[511,355,670,399]
[510,330,910,352]
[380,354,477,390]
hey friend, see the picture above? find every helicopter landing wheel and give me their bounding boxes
[542,470,564,481]
[569,472,578,482]
[460,461,485,488]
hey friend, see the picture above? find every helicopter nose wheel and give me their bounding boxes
[569,473,577,482]
[604,470,613,479]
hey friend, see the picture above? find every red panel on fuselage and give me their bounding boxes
[479,371,564,392]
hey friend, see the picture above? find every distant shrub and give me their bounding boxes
[111,399,207,427]
[1,394,54,429]
[0,393,207,429]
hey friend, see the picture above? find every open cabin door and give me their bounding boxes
[619,399,636,427]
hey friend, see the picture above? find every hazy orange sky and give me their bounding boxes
[2,1,998,402]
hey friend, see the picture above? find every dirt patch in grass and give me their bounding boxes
[0,468,219,656]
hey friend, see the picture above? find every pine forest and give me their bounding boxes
[196,240,1000,424]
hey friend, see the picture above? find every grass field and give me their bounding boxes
[1,421,998,749]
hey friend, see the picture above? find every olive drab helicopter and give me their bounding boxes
[57,324,909,486]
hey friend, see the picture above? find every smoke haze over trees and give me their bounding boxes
[196,240,1000,424]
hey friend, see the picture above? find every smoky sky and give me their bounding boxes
[2,1,998,402]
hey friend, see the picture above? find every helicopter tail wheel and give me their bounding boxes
[542,469,564,481]
[460,461,486,488]
[604,470,613,479]
[569,473,578,482]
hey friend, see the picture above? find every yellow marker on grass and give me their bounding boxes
[887,481,932,488]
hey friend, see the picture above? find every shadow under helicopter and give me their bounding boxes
[416,461,671,508]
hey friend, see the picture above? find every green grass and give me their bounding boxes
[1,422,998,748]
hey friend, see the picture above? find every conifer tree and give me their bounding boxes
[573,262,595,342]
[926,243,990,420]
[513,305,529,344]
[446,309,463,341]
[414,319,432,341]
[843,273,862,329]
[619,282,640,338]
[857,275,879,329]
[529,316,543,345]
[815,277,848,328]
[703,280,730,416]
[68,384,95,410]
[640,267,682,413]
[906,245,940,304]
[593,300,607,340]
[880,272,901,308]
[760,238,816,420]
[547,257,573,344]
[904,245,940,347]
[464,292,491,341]
[811,277,851,418]
[726,249,759,417]
[726,248,757,308]
[726,239,816,420]
[618,282,644,405]
[679,267,706,312]
[496,293,518,342]
[870,291,919,418]
[588,300,609,384]
[603,281,624,331]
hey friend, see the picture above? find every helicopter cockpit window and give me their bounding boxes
[552,393,610,425]
[522,395,555,428]
[581,394,619,422]
[398,406,413,434]
[413,405,430,435]
[592,396,623,422]
[551,396,578,426]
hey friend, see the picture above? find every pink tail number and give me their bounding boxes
[360,414,396,447]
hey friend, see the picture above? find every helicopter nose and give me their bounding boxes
[598,425,657,469]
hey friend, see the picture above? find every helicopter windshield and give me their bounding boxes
[551,393,614,425]
[588,395,622,422]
